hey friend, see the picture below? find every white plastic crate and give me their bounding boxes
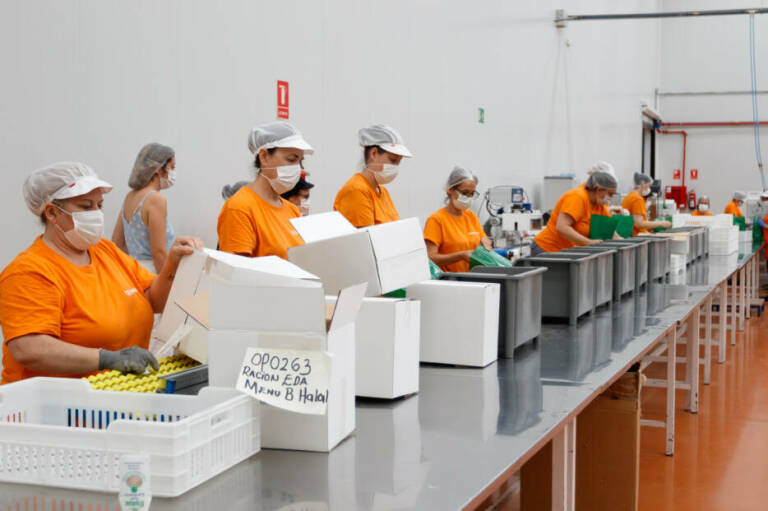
[709,225,739,242]
[0,378,259,497]
[671,214,690,228]
[739,231,752,243]
[709,240,739,255]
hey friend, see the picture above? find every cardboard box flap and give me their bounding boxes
[156,250,210,342]
[204,249,319,281]
[290,211,357,244]
[376,249,431,294]
[175,291,211,329]
[209,277,327,333]
[288,231,381,296]
[365,218,427,260]
[327,282,368,332]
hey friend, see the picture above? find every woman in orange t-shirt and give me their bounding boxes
[334,124,413,227]
[424,166,493,272]
[622,172,672,235]
[532,171,618,254]
[691,195,713,216]
[218,122,313,259]
[724,191,746,217]
[0,162,202,384]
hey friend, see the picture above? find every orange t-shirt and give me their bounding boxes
[333,173,400,228]
[535,186,602,252]
[217,185,303,259]
[691,210,712,217]
[0,237,156,384]
[622,190,649,236]
[424,208,486,272]
[724,201,744,217]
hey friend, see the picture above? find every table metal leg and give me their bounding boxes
[704,296,712,384]
[552,417,576,511]
[719,281,727,362]
[686,308,700,413]
[666,328,676,456]
[747,260,752,319]
[731,274,738,345]
[739,267,746,331]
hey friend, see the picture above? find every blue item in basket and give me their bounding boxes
[493,248,510,258]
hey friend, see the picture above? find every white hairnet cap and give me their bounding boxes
[585,171,618,191]
[733,191,747,200]
[633,172,652,186]
[23,162,113,215]
[129,143,175,190]
[248,122,314,155]
[586,161,617,180]
[445,165,477,191]
[358,124,413,157]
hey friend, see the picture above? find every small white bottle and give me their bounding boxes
[118,454,152,511]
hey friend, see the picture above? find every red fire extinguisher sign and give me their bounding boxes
[690,168,698,180]
[673,169,681,180]
[277,80,289,119]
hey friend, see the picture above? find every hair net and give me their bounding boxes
[633,172,652,186]
[358,124,413,157]
[128,143,175,190]
[221,180,250,200]
[23,162,113,215]
[733,191,747,201]
[586,161,616,180]
[585,171,618,191]
[247,122,314,156]
[444,165,478,191]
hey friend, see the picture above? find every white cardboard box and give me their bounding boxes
[156,248,365,452]
[406,280,500,367]
[287,212,431,296]
[355,297,420,399]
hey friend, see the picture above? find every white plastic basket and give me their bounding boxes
[0,378,259,497]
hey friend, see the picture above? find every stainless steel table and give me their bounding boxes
[0,244,762,511]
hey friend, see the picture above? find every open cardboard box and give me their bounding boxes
[355,297,420,399]
[155,248,366,452]
[287,212,431,296]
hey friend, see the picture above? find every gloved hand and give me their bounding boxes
[99,346,159,374]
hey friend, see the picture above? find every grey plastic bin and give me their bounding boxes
[565,244,634,301]
[547,251,612,308]
[438,265,547,357]
[643,236,671,281]
[601,238,649,290]
[516,252,601,325]
[668,227,707,259]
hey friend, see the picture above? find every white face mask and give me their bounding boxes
[370,163,399,185]
[698,204,709,213]
[300,198,310,216]
[453,193,473,210]
[55,206,104,250]
[263,164,302,194]
[159,169,176,190]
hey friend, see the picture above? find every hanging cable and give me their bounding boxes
[749,13,767,189]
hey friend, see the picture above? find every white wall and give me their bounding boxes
[658,0,768,212]
[0,0,660,267]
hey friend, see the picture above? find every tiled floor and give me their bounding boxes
[640,302,768,511]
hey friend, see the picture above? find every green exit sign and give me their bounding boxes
[478,107,485,124]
